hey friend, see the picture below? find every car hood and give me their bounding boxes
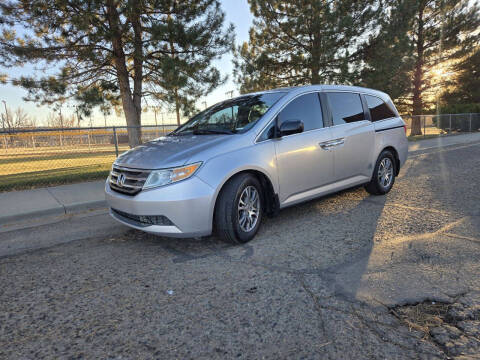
[114,134,231,169]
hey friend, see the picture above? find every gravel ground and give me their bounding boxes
[1,142,479,359]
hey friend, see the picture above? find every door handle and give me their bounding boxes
[319,138,344,150]
[319,141,333,150]
[329,138,345,147]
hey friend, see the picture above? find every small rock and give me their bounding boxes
[430,325,462,345]
[456,320,480,337]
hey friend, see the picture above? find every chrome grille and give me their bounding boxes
[109,165,150,195]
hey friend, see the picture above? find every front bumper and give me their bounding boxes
[105,176,216,238]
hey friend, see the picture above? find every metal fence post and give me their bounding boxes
[113,126,119,157]
[87,128,91,151]
[423,116,426,137]
[470,113,472,132]
[449,114,452,133]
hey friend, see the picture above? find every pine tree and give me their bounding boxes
[441,47,480,107]
[233,0,380,93]
[408,0,479,135]
[359,0,416,114]
[0,0,233,147]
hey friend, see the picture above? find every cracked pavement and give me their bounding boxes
[1,142,479,359]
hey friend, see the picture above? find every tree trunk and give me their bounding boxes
[310,31,321,84]
[106,0,141,148]
[167,10,181,127]
[411,1,425,136]
[131,0,143,146]
[174,88,181,126]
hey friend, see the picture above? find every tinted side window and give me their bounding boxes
[278,93,323,132]
[365,95,397,121]
[326,92,364,125]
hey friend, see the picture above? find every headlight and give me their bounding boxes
[143,162,202,189]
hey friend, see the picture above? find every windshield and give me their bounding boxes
[172,92,286,135]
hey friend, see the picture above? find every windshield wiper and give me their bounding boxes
[192,128,235,135]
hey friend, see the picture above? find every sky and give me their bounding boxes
[0,0,254,126]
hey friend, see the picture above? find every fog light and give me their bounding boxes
[112,209,173,226]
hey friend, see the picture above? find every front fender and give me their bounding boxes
[195,140,278,226]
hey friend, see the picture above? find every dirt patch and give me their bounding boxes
[392,292,480,358]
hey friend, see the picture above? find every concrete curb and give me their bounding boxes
[0,180,107,229]
[63,200,107,214]
[0,200,108,229]
[0,206,65,227]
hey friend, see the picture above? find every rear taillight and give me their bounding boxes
[403,125,407,134]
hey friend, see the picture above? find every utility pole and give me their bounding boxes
[225,90,234,99]
[202,101,207,109]
[1,100,7,131]
[152,107,159,137]
[58,106,64,146]
[76,107,81,127]
[59,107,64,128]
[436,0,445,117]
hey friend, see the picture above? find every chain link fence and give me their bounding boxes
[0,124,177,192]
[1,113,480,192]
[402,113,480,137]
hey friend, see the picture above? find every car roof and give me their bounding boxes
[243,85,390,101]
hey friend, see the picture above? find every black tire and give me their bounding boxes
[215,173,264,244]
[365,150,396,195]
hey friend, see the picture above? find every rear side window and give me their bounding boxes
[326,92,365,125]
[365,95,397,122]
[278,93,323,132]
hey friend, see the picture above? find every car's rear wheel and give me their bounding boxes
[215,173,263,244]
[365,150,396,195]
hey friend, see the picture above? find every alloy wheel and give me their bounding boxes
[377,157,394,188]
[238,185,260,232]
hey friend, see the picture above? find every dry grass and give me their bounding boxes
[391,302,450,338]
[0,144,122,191]
[0,128,171,191]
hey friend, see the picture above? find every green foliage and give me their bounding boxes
[359,0,416,110]
[439,103,480,114]
[0,0,234,144]
[233,0,381,93]
[409,0,480,115]
[235,0,480,118]
[441,47,480,106]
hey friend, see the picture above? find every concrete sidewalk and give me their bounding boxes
[0,180,106,228]
[408,131,480,152]
[1,132,480,229]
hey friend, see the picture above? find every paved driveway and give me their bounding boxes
[1,141,479,359]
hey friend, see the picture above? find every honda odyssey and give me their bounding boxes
[105,85,408,243]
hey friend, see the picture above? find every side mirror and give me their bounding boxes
[278,120,304,137]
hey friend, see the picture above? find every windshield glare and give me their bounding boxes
[173,92,286,135]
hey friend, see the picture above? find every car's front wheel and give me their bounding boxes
[215,173,263,244]
[365,150,396,195]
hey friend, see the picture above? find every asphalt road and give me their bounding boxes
[1,142,480,359]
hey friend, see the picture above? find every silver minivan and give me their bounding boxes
[105,85,408,243]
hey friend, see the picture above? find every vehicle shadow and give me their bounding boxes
[125,185,388,301]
